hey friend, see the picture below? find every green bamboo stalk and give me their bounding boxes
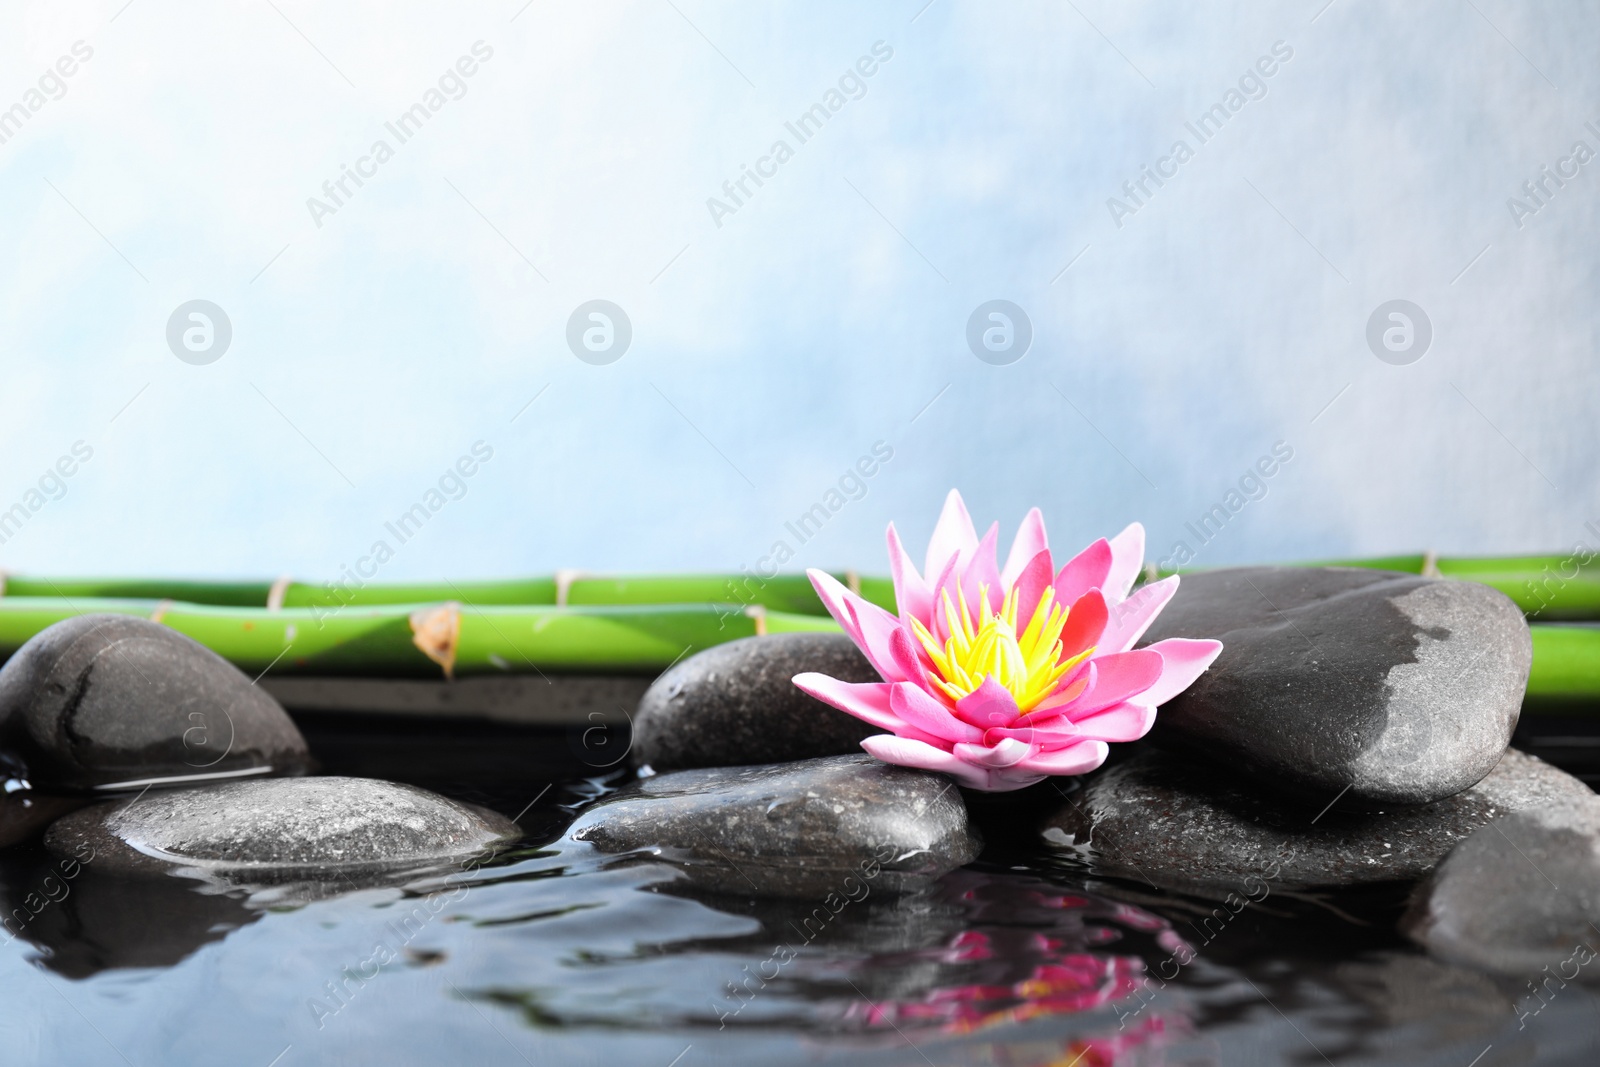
[0,597,842,677]
[0,573,900,616]
[1527,625,1600,702]
[2,595,1596,701]
[6,555,1597,617]
[1154,552,1600,619]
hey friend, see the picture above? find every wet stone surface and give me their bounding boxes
[1402,792,1600,979]
[0,614,311,791]
[1040,748,1592,891]
[43,776,521,881]
[568,754,982,898]
[630,632,879,772]
[1138,567,1531,810]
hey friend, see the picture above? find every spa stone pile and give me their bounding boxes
[4,566,1596,985]
[600,566,1600,979]
[0,614,517,882]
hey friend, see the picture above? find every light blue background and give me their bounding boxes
[1,0,1595,585]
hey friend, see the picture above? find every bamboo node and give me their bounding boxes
[744,604,768,637]
[409,602,462,679]
[266,574,293,611]
[554,569,587,608]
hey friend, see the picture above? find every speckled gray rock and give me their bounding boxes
[568,755,981,898]
[1402,793,1600,977]
[0,614,311,791]
[1138,567,1531,810]
[631,633,878,772]
[1040,748,1591,890]
[43,776,520,881]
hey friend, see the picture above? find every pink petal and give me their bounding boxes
[1032,662,1094,713]
[806,567,864,644]
[924,489,979,580]
[960,522,1004,618]
[1053,538,1113,605]
[953,675,1022,729]
[860,734,991,789]
[1057,590,1109,661]
[1100,576,1179,654]
[1068,702,1157,743]
[886,522,933,625]
[1001,507,1050,588]
[928,553,964,644]
[1014,741,1110,776]
[1070,649,1164,716]
[1011,550,1055,633]
[792,674,939,743]
[887,626,937,696]
[1138,637,1224,705]
[952,737,1035,768]
[890,682,984,744]
[983,719,1078,748]
[1104,522,1146,604]
[842,593,911,683]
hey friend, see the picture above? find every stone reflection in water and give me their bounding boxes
[0,850,260,978]
[0,833,523,980]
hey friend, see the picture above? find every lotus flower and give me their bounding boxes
[794,490,1222,791]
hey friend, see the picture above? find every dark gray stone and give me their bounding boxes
[43,776,520,881]
[1402,793,1600,978]
[0,614,311,791]
[1138,567,1531,809]
[1040,748,1591,890]
[631,632,878,772]
[568,755,981,898]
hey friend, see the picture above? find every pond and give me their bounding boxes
[2,709,1596,1067]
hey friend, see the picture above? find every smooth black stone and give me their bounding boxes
[1040,748,1591,891]
[1138,567,1531,809]
[0,614,312,791]
[43,776,521,883]
[568,755,982,898]
[630,633,879,772]
[1402,793,1600,978]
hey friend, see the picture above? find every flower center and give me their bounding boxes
[910,583,1091,712]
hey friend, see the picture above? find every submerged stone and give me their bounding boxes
[43,776,520,881]
[631,633,878,772]
[0,614,311,792]
[568,754,981,898]
[1402,793,1600,979]
[1138,567,1531,810]
[1040,748,1591,891]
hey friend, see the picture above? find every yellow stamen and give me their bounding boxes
[910,582,1093,712]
